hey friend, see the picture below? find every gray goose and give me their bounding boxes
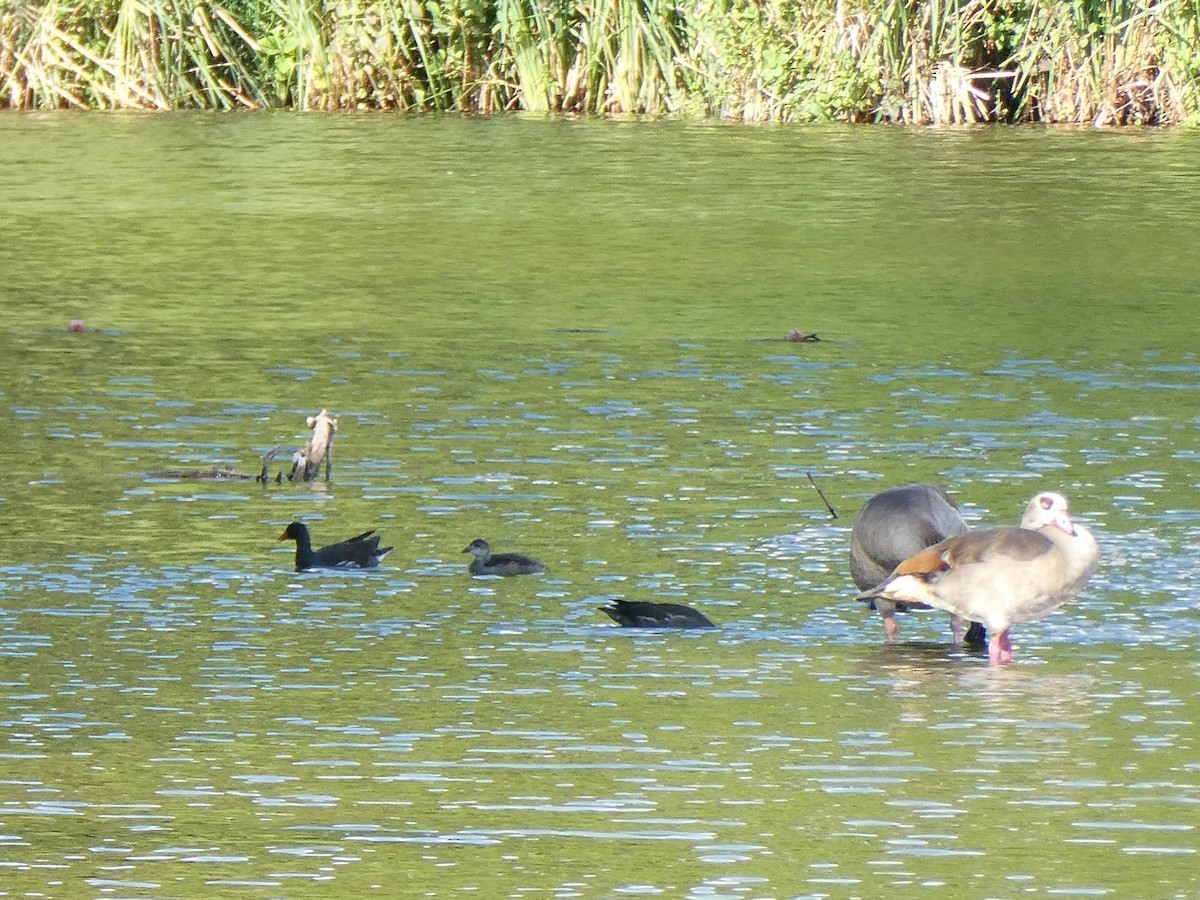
[851,483,984,645]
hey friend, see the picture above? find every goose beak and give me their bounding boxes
[1053,510,1075,536]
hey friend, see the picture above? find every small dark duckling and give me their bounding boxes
[599,598,715,629]
[462,538,544,576]
[279,522,393,572]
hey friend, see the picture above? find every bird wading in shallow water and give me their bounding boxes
[850,483,985,645]
[599,598,715,629]
[855,492,1099,665]
[278,522,393,572]
[462,538,544,576]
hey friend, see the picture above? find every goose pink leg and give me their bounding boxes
[988,629,1014,665]
[999,631,1013,662]
[882,610,898,644]
[950,614,964,645]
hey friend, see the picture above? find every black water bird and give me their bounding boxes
[279,522,393,572]
[462,538,545,576]
[599,598,715,629]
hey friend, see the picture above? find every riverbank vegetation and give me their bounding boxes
[2,0,1198,124]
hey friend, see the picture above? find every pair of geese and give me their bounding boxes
[278,484,1100,665]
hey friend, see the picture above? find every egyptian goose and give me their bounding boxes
[278,522,393,572]
[856,492,1099,664]
[462,538,545,576]
[599,598,715,629]
[850,483,985,645]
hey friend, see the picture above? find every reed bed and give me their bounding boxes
[2,0,1198,123]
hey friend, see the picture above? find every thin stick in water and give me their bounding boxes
[807,472,838,519]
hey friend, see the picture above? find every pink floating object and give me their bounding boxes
[69,319,86,332]
[787,329,819,343]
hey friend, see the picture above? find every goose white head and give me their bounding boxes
[1020,491,1075,536]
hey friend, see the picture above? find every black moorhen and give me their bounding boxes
[279,522,393,572]
[599,598,715,629]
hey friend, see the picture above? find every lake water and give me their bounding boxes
[2,113,1198,897]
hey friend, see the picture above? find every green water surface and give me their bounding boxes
[0,113,1198,898]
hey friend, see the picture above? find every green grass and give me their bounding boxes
[2,0,1199,122]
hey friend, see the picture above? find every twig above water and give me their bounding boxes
[807,472,838,519]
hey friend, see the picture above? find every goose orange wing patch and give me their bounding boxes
[892,543,950,577]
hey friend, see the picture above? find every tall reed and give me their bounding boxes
[2,0,1198,122]
[1004,0,1200,124]
[1,0,264,108]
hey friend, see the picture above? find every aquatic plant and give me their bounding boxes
[0,0,264,108]
[1001,0,1200,125]
[1,0,1197,123]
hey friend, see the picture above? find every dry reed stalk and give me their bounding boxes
[926,62,1014,123]
[213,5,260,52]
[1,0,1198,122]
[1093,19,1183,125]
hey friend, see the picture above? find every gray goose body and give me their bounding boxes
[850,483,983,644]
